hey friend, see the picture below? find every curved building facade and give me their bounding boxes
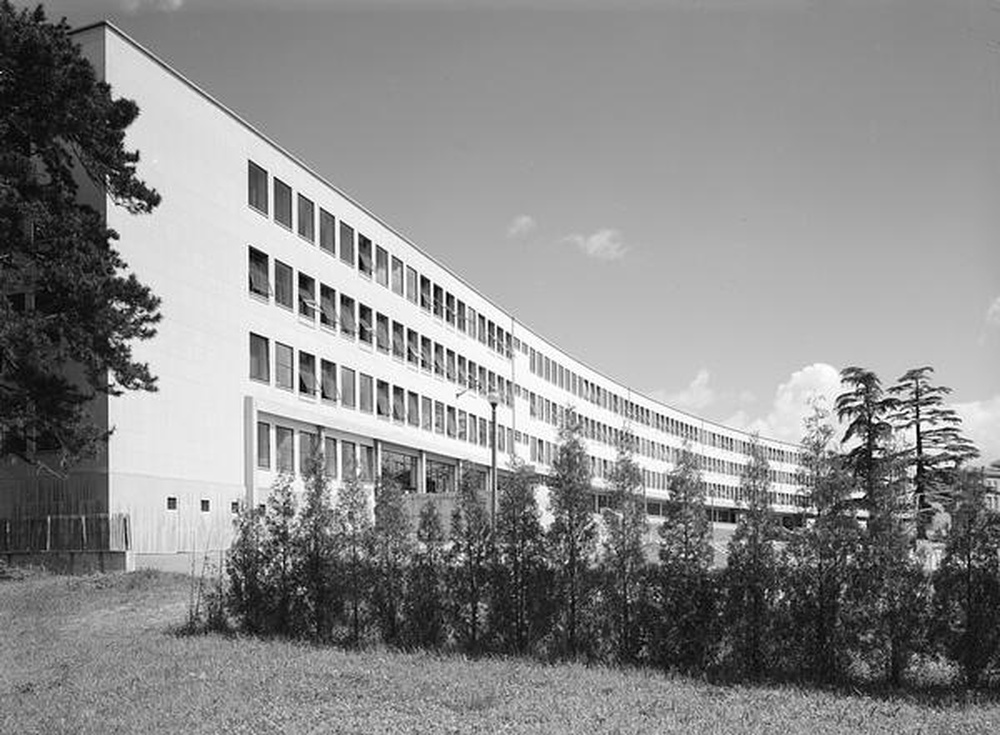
[1,23,804,571]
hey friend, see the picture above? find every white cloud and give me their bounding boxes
[564,228,629,261]
[121,0,184,13]
[953,395,1000,463]
[506,214,536,239]
[657,368,716,411]
[987,296,1000,328]
[725,362,843,444]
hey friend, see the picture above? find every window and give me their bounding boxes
[249,333,269,382]
[297,194,315,242]
[298,273,316,319]
[406,266,418,304]
[340,367,356,408]
[359,304,373,345]
[298,351,316,395]
[456,301,466,331]
[276,426,294,473]
[446,350,456,383]
[275,343,293,390]
[320,208,336,255]
[167,496,178,510]
[479,417,488,447]
[469,414,478,444]
[274,261,293,308]
[248,247,269,297]
[392,321,405,359]
[231,501,240,514]
[376,246,389,287]
[434,401,444,434]
[434,343,444,377]
[478,314,487,344]
[433,284,444,319]
[248,161,268,214]
[257,421,270,469]
[421,336,431,371]
[340,222,354,266]
[445,293,455,326]
[376,313,389,353]
[407,329,419,365]
[358,235,372,277]
[359,445,374,482]
[340,295,356,337]
[342,441,356,480]
[201,499,210,513]
[321,360,337,402]
[376,380,390,418]
[359,373,373,413]
[421,396,432,431]
[447,406,456,438]
[391,257,404,295]
[320,284,336,328]
[393,386,405,422]
[274,178,292,228]
[407,392,420,427]
[458,356,467,386]
[300,431,318,474]
[426,460,455,494]
[420,275,431,311]
[382,450,416,492]
[467,307,477,338]
[324,436,338,478]
[458,410,467,441]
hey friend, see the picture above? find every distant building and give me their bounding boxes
[1,22,805,571]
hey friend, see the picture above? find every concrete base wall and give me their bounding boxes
[2,550,131,574]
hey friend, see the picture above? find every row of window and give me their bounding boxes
[248,160,512,360]
[249,332,515,452]
[255,422,478,498]
[525,342,799,466]
[248,247,514,406]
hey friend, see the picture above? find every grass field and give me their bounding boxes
[2,569,1000,734]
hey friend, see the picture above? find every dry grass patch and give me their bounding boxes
[2,571,1000,734]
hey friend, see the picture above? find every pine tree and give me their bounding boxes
[448,465,493,653]
[404,501,447,649]
[724,434,781,680]
[600,429,648,663]
[657,441,714,672]
[835,366,898,511]
[1,2,162,464]
[225,502,268,635]
[780,400,858,681]
[335,473,371,646]
[371,473,412,647]
[261,472,297,635]
[933,469,1000,687]
[837,368,928,686]
[547,412,596,658]
[490,458,549,655]
[293,444,338,641]
[890,367,979,538]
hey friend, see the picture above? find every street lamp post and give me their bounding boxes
[487,391,499,531]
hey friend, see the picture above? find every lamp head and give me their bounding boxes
[487,391,500,407]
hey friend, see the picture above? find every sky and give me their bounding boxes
[25,0,1000,459]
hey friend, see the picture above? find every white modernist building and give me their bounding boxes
[1,22,804,571]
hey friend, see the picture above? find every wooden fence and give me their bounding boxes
[0,513,130,552]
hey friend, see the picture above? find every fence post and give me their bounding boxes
[46,515,51,552]
[81,514,87,550]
